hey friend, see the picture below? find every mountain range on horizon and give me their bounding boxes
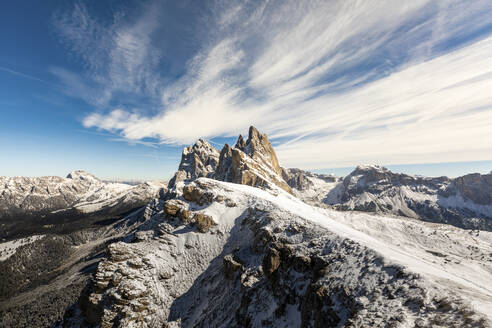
[3,1,492,327]
[1,126,491,328]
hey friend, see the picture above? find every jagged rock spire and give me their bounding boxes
[216,126,292,193]
[215,143,233,181]
[235,135,246,149]
[242,126,282,176]
[168,139,220,188]
[169,126,292,194]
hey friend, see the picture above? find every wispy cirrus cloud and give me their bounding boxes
[57,0,492,167]
[52,2,162,108]
[0,66,47,84]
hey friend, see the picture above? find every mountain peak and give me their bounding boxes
[183,139,216,155]
[168,139,220,187]
[353,165,389,173]
[66,170,100,181]
[235,134,246,149]
[235,125,282,176]
[248,125,261,140]
[170,126,291,193]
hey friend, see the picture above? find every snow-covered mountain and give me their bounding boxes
[63,178,492,327]
[0,170,166,220]
[282,168,340,205]
[51,126,492,328]
[3,126,492,327]
[169,126,292,193]
[0,171,167,327]
[168,127,492,231]
[288,165,492,231]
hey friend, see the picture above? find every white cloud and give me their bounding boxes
[275,36,492,168]
[52,2,162,106]
[70,0,492,167]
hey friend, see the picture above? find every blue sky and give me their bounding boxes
[1,0,492,180]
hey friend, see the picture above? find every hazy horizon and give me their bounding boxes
[2,157,491,181]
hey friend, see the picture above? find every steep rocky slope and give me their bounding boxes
[0,171,166,240]
[168,140,220,188]
[0,170,165,219]
[3,126,492,327]
[169,126,292,194]
[0,202,160,328]
[306,165,492,231]
[0,172,166,327]
[61,178,492,327]
[281,168,340,205]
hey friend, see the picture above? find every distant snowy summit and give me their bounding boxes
[2,127,490,232]
[0,170,167,220]
[324,164,492,230]
[168,126,492,231]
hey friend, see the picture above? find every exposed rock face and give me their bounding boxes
[182,184,215,205]
[222,254,242,279]
[281,168,341,206]
[214,126,293,194]
[194,213,216,233]
[63,178,491,328]
[282,168,337,191]
[235,126,283,176]
[170,126,293,194]
[282,168,315,191]
[214,144,233,181]
[0,170,166,222]
[452,173,492,205]
[321,165,492,231]
[168,139,220,188]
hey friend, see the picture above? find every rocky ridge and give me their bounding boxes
[168,140,220,188]
[168,127,492,231]
[62,178,492,327]
[57,127,492,327]
[0,197,163,328]
[169,126,293,194]
[0,170,166,222]
[317,165,492,231]
[4,126,492,327]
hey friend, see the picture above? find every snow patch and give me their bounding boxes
[0,235,45,261]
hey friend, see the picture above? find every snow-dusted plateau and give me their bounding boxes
[1,126,491,328]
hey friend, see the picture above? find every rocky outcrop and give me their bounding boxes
[280,168,341,206]
[64,179,491,327]
[168,139,220,188]
[169,126,293,194]
[321,165,492,231]
[216,127,292,194]
[452,172,492,205]
[0,170,166,221]
[282,168,337,191]
[234,126,283,176]
[214,144,233,181]
[194,213,216,233]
